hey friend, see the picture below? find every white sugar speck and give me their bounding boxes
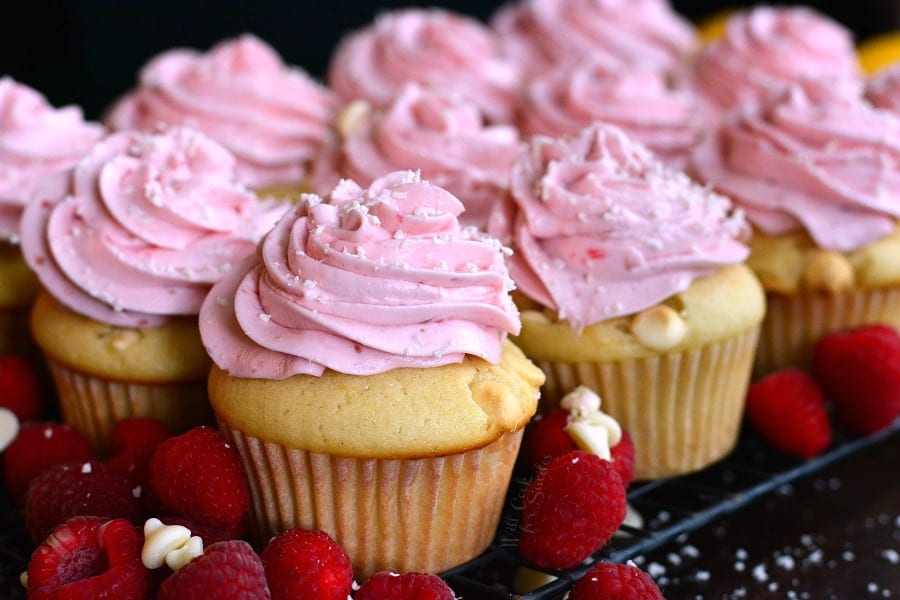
[881,549,899,564]
[752,563,768,582]
[81,463,92,474]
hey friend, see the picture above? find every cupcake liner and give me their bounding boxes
[755,287,900,375]
[218,420,523,579]
[46,358,212,454]
[536,329,759,480]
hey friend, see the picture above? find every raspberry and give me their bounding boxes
[355,572,455,600]
[2,422,94,504]
[569,562,664,600]
[25,460,142,544]
[813,325,900,435]
[26,516,149,599]
[523,410,574,471]
[611,430,635,488]
[262,528,352,600]
[745,369,832,458]
[523,410,635,487]
[519,451,626,569]
[107,417,172,491]
[157,540,270,600]
[0,354,43,423]
[149,426,250,528]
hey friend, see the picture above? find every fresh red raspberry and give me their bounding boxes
[2,422,94,504]
[149,426,250,528]
[523,410,574,471]
[355,572,455,600]
[26,516,149,599]
[611,430,635,488]
[0,354,43,423]
[157,540,270,600]
[107,417,172,490]
[569,562,664,600]
[523,410,635,487]
[162,515,248,545]
[261,528,353,600]
[813,325,900,435]
[745,369,832,458]
[519,451,627,569]
[25,460,142,544]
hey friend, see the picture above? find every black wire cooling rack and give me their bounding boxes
[441,419,900,599]
[1,420,898,600]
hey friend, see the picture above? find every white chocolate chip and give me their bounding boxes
[0,408,20,453]
[560,385,600,416]
[108,329,142,351]
[512,566,558,594]
[19,571,27,589]
[566,419,613,460]
[630,305,687,351]
[614,503,645,538]
[142,518,203,571]
[335,100,371,140]
[559,387,623,460]
[802,250,854,293]
[166,536,204,571]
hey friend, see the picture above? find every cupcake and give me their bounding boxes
[19,127,288,451]
[491,0,697,77]
[0,77,104,354]
[199,171,543,577]
[105,34,338,200]
[327,8,521,124]
[488,123,763,479]
[691,6,861,115]
[313,83,525,229]
[692,78,900,374]
[518,57,702,169]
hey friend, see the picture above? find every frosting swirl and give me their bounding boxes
[20,128,289,328]
[866,64,900,113]
[691,6,861,112]
[489,124,749,330]
[519,58,701,168]
[0,78,104,242]
[106,35,338,190]
[492,0,697,76]
[314,85,525,229]
[200,171,521,379]
[327,9,521,124]
[691,78,900,252]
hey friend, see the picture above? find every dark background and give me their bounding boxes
[2,1,899,120]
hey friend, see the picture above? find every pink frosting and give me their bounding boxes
[20,128,289,328]
[0,78,104,243]
[691,6,861,113]
[488,124,749,330]
[866,65,900,113]
[691,78,900,253]
[327,9,521,124]
[492,0,697,76]
[200,171,520,379]
[519,58,701,169]
[313,85,525,229]
[106,34,338,190]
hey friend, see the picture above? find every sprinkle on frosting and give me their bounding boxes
[19,127,289,328]
[691,78,900,252]
[0,77,104,243]
[314,84,525,229]
[491,0,697,76]
[691,6,861,113]
[519,57,701,169]
[327,8,521,124]
[488,123,749,331]
[106,34,338,189]
[200,170,521,379]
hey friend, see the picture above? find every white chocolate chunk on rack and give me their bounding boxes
[561,387,622,460]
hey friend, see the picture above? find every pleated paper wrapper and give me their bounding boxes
[218,421,524,580]
[536,328,759,481]
[45,358,212,454]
